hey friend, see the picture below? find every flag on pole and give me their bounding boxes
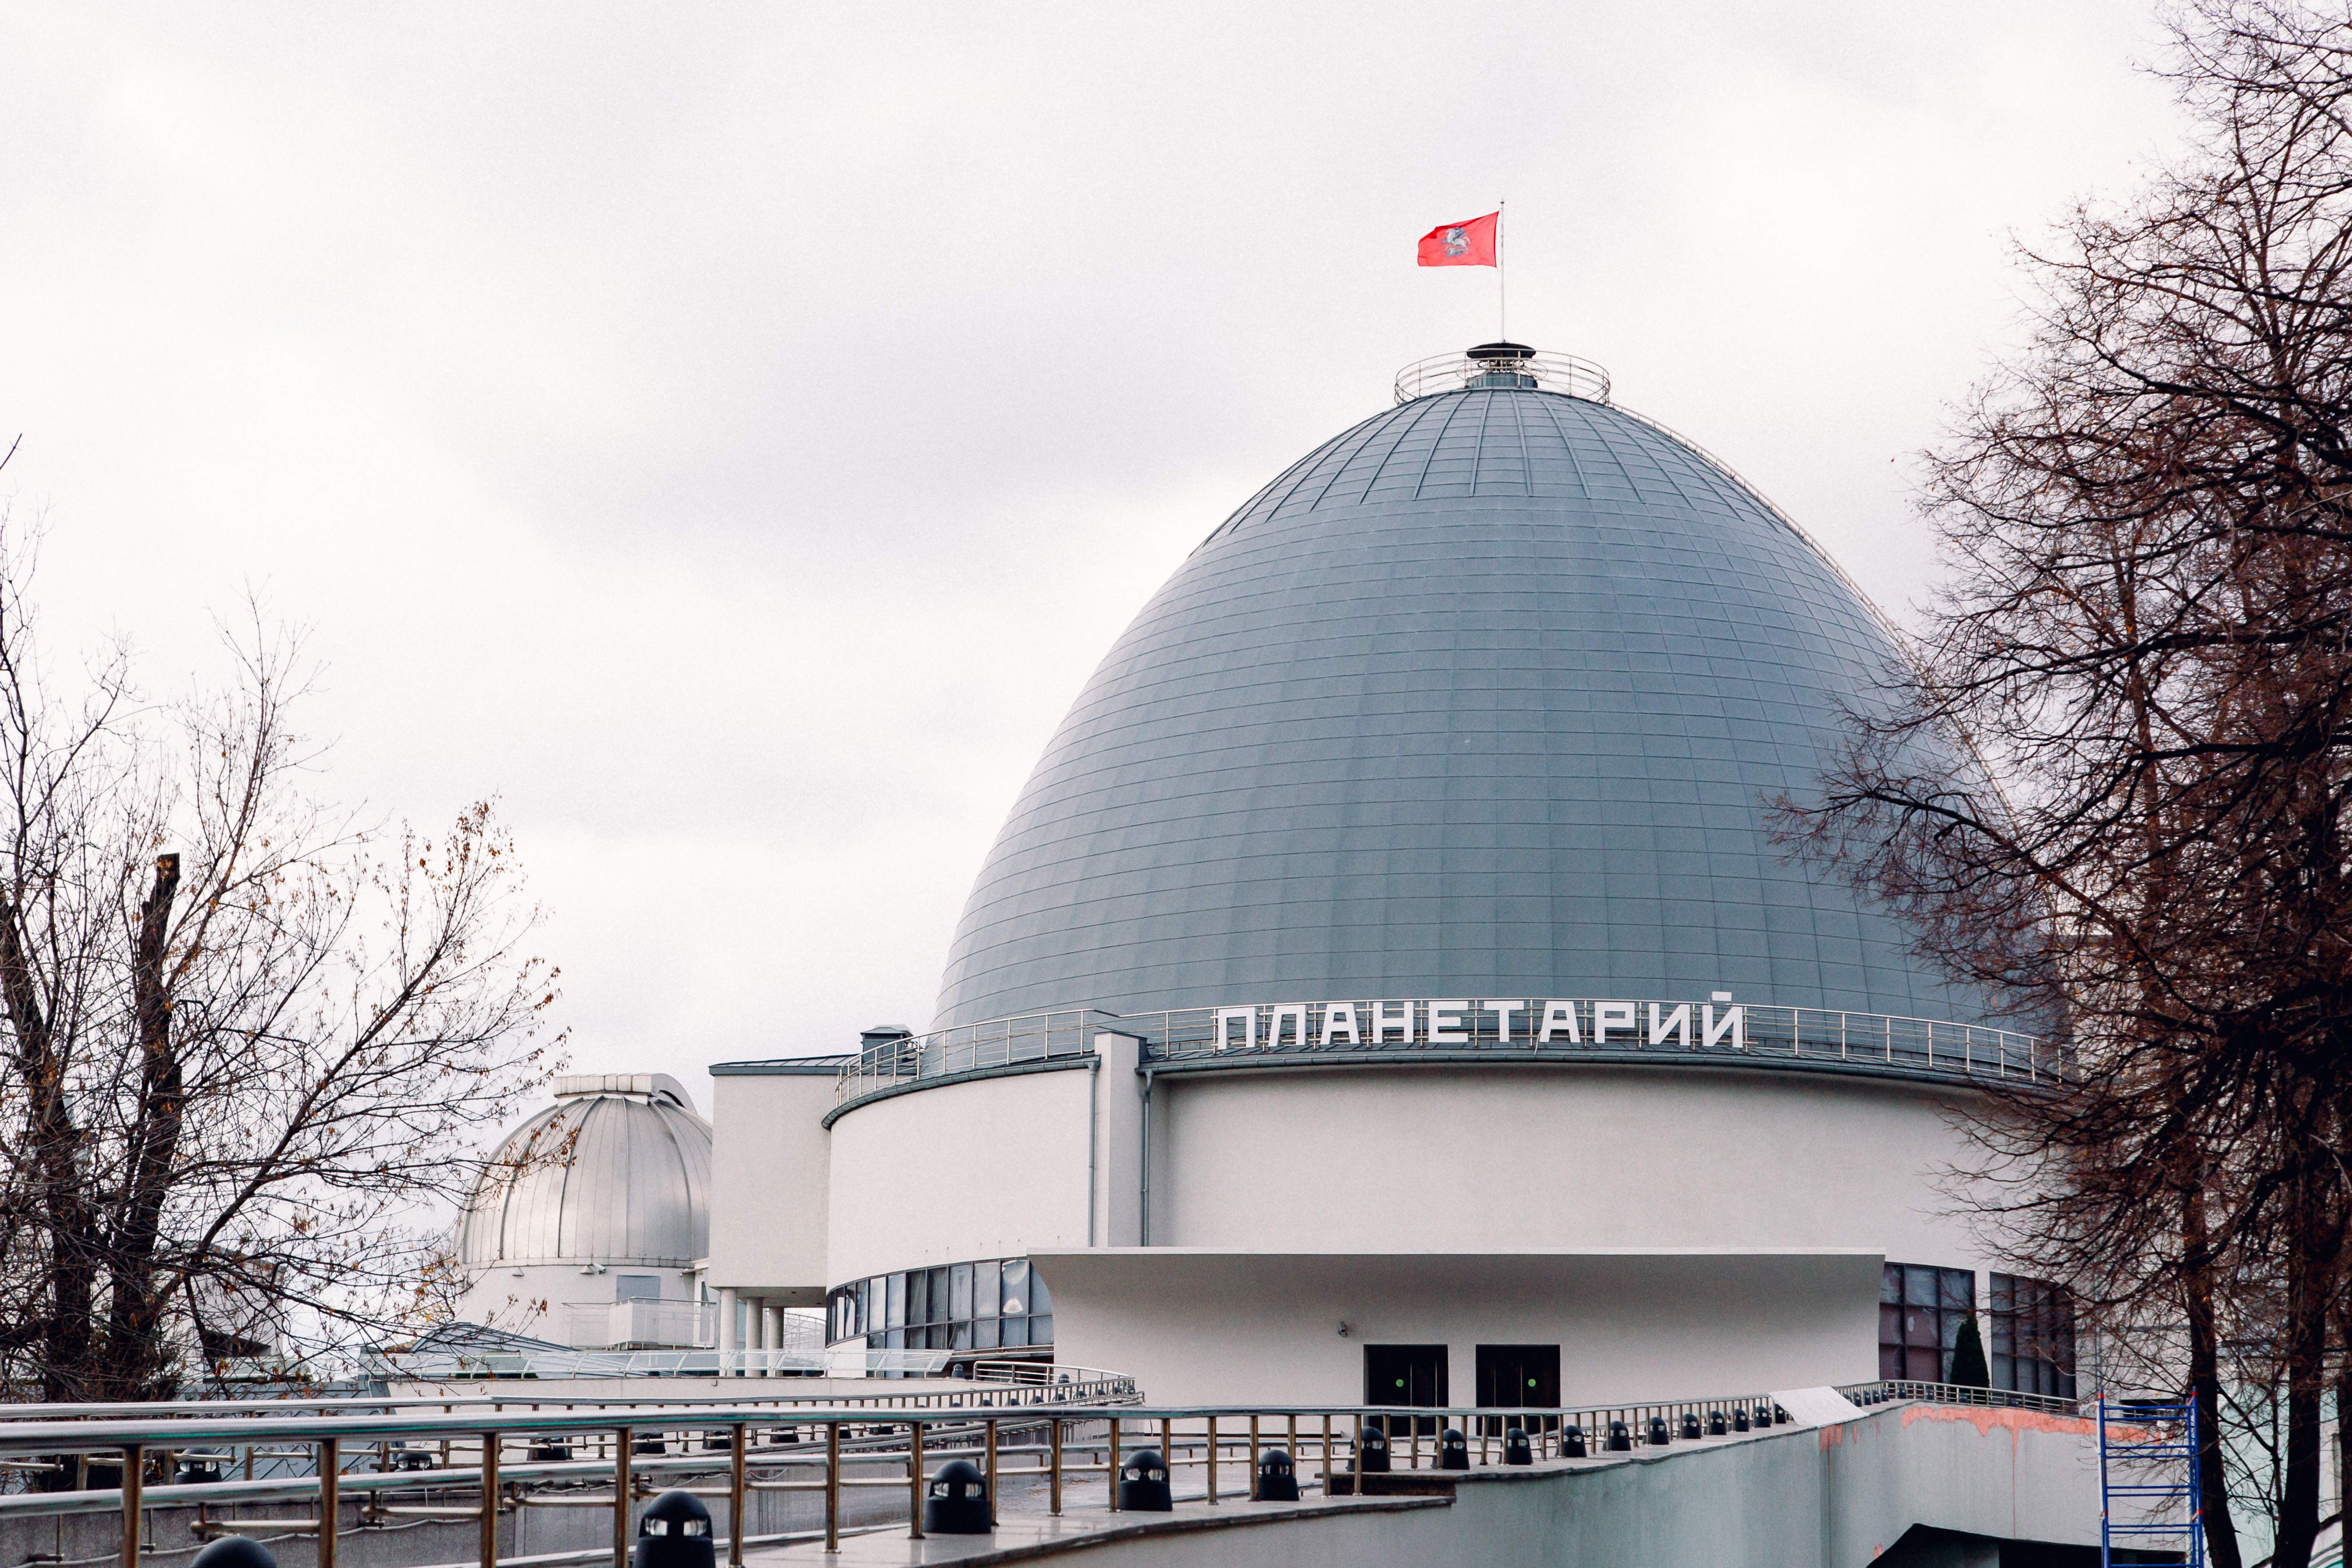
[1417,212,1499,268]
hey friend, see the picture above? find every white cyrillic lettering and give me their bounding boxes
[1494,1000,1528,1043]
[1212,1006,1256,1052]
[1538,1000,1581,1043]
[1373,999,1413,1043]
[1427,1000,1468,1043]
[1592,1002,1635,1044]
[1269,1003,1308,1048]
[1321,1003,1360,1047]
[1704,1004,1745,1049]
[1649,1003,1692,1047]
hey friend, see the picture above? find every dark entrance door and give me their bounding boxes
[1363,1344,1447,1436]
[1475,1344,1561,1435]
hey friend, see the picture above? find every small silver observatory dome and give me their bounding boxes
[933,344,1997,1029]
[457,1074,712,1270]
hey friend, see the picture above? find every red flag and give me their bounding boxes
[1417,212,1499,268]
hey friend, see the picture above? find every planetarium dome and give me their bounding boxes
[933,344,1993,1031]
[457,1074,711,1273]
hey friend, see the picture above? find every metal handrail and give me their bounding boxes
[833,1010,1116,1105]
[0,1383,2017,1568]
[1841,1379,2080,1416]
[1393,350,1612,404]
[835,998,2059,1110]
[1131,998,2056,1082]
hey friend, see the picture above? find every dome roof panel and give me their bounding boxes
[456,1084,711,1270]
[933,386,1997,1029]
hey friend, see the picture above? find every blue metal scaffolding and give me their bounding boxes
[2100,1397,2206,1566]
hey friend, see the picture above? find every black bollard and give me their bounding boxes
[1438,1428,1470,1471]
[923,1459,991,1534]
[1118,1448,1173,1511]
[1254,1446,1299,1501]
[633,1490,714,1568]
[1503,1428,1533,1466]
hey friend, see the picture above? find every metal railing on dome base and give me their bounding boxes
[1131,998,2060,1084]
[832,998,2061,1108]
[1392,350,1612,404]
[833,1010,1114,1105]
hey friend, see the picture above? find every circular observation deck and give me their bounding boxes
[1393,342,1611,403]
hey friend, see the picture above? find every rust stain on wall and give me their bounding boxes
[1898,1404,2094,1438]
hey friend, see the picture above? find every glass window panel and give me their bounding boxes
[1031,1314,1052,1345]
[886,1273,906,1329]
[951,1320,972,1351]
[1903,1267,1937,1308]
[1881,1264,1905,1306]
[905,1270,927,1328]
[999,1313,1028,1348]
[975,1260,1000,1319]
[973,1316,998,1350]
[1905,1308,1938,1349]
[1940,1268,1975,1313]
[949,1264,973,1322]
[884,1328,903,1350]
[1002,1259,1030,1317]
[1030,1274,1053,1315]
[857,1278,873,1332]
[928,1267,949,1323]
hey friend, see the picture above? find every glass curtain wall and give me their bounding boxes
[825,1255,1054,1355]
[1879,1263,1976,1382]
[1989,1273,2076,1397]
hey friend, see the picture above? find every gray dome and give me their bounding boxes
[457,1075,711,1269]
[933,376,1994,1029]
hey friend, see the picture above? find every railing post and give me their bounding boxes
[1248,1414,1259,1495]
[1352,1414,1363,1489]
[824,1422,840,1554]
[1206,1414,1217,1505]
[983,1418,998,1525]
[318,1437,339,1568]
[119,1444,142,1568]
[1050,1418,1063,1516]
[1106,1417,1120,1513]
[1321,1414,1332,1494]
[613,1426,631,1568]
[727,1422,746,1568]
[479,1431,500,1568]
[908,1420,925,1540]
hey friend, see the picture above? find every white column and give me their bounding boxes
[759,1302,777,1377]
[716,1287,738,1377]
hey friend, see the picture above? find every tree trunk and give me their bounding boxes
[2269,1161,2340,1568]
[102,853,182,1398]
[2186,1182,2246,1568]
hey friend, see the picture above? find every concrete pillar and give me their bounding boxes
[760,1303,778,1377]
[1093,1031,1145,1247]
[716,1287,737,1377]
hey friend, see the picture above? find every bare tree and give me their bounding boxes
[0,521,564,1406]
[1779,4,2352,1564]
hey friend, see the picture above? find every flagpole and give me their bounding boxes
[1498,199,1507,340]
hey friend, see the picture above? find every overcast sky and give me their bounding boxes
[0,2,2179,1119]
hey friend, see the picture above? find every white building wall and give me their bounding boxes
[824,1063,1095,1284]
[707,1068,836,1303]
[1035,1249,1882,1407]
[1148,1065,1994,1269]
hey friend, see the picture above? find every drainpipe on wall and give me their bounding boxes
[1087,1058,1100,1247]
[1140,1068,1154,1246]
